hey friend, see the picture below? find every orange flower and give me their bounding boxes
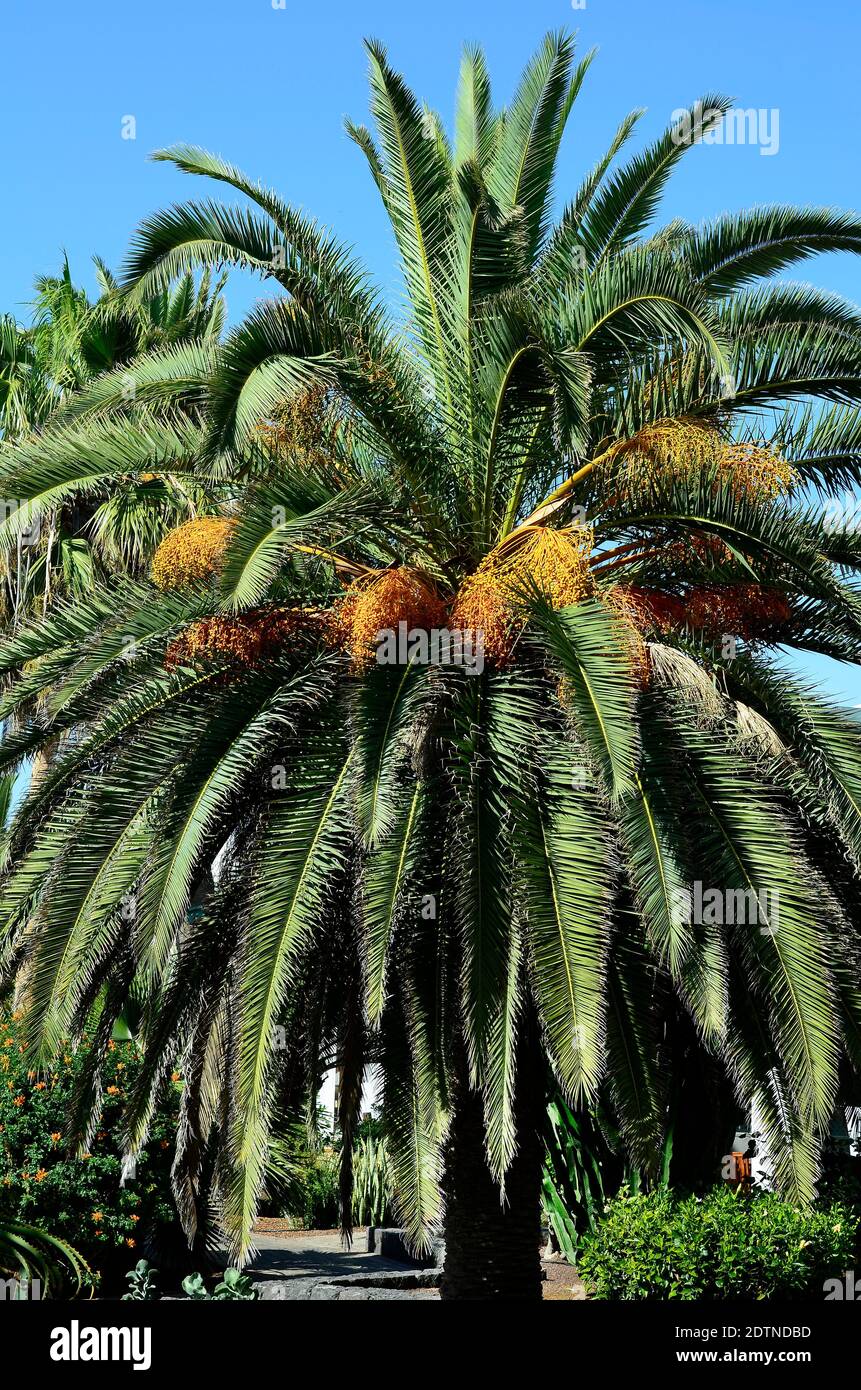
[92,1211,104,1223]
[50,1132,61,1143]
[171,1071,181,1083]
[34,1081,46,1091]
[130,1214,139,1223]
[12,1095,24,1107]
[126,1238,136,1249]
[106,1085,121,1096]
[34,1169,47,1182]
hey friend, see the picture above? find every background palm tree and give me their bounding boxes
[0,254,226,623]
[0,252,227,844]
[3,32,861,1299]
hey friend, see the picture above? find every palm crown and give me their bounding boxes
[3,33,861,1277]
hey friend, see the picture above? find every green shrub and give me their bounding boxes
[266,1118,394,1230]
[265,1123,340,1229]
[813,1144,861,1268]
[578,1187,856,1300]
[0,1004,180,1286]
[293,1148,340,1228]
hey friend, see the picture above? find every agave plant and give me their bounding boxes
[0,1214,89,1298]
[2,33,861,1299]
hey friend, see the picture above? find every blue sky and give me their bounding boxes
[4,0,861,697]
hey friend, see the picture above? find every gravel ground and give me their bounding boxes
[541,1260,587,1300]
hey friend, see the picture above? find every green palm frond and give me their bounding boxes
[517,734,615,1103]
[380,986,445,1254]
[529,596,640,800]
[223,726,353,1260]
[579,95,734,264]
[486,31,592,259]
[603,929,670,1180]
[682,207,861,294]
[679,711,841,1129]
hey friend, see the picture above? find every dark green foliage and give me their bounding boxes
[0,1214,89,1298]
[2,32,861,1281]
[351,1132,394,1228]
[578,1188,856,1300]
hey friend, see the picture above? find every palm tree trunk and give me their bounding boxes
[666,1008,741,1192]
[440,1020,545,1301]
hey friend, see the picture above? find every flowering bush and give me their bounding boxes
[0,1005,180,1287]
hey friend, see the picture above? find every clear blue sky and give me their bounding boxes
[4,0,861,697]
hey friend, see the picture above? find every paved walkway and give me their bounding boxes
[242,1228,440,1300]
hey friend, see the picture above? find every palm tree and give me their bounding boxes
[4,32,861,1299]
[0,255,226,621]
